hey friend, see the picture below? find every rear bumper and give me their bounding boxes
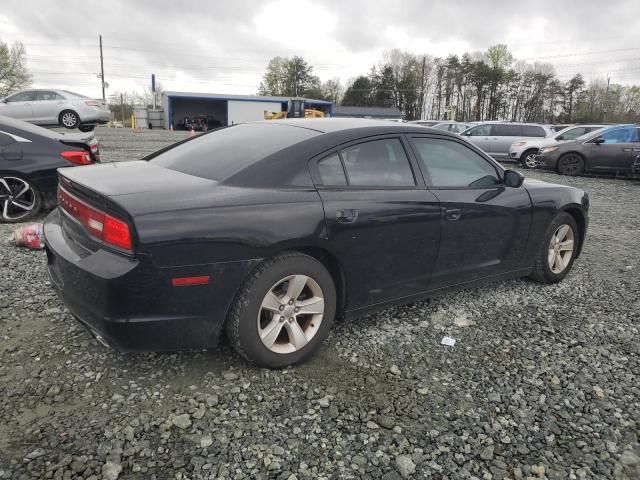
[79,109,110,124]
[43,209,257,352]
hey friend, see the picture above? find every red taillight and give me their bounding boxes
[85,100,103,107]
[171,276,210,287]
[103,214,132,251]
[58,187,132,252]
[61,150,92,165]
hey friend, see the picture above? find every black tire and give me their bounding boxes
[529,212,579,284]
[59,110,80,129]
[78,124,95,132]
[0,175,42,223]
[225,251,336,368]
[557,153,584,176]
[520,149,540,169]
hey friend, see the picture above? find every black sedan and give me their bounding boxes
[539,124,640,176]
[44,119,589,368]
[0,115,100,222]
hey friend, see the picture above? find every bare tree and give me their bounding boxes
[0,39,31,97]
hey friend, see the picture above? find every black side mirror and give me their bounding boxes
[593,137,605,145]
[504,169,524,188]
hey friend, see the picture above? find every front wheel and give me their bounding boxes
[520,149,540,169]
[529,212,579,284]
[0,176,42,223]
[78,124,95,132]
[226,252,336,368]
[557,153,584,176]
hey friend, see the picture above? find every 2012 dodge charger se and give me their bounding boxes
[44,119,589,368]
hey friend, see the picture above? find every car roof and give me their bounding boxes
[254,117,455,134]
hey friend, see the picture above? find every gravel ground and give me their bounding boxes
[1,127,638,480]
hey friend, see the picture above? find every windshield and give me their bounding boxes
[150,123,319,181]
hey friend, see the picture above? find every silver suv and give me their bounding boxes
[0,89,110,132]
[461,122,554,160]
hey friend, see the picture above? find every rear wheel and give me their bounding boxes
[59,110,80,129]
[529,212,579,284]
[225,252,336,368]
[520,149,540,169]
[0,176,42,223]
[557,153,584,176]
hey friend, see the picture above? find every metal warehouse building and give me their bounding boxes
[161,91,333,129]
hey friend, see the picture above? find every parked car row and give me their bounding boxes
[0,115,100,222]
[419,119,640,177]
[0,89,110,132]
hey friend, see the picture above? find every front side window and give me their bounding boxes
[6,91,35,102]
[600,127,638,144]
[339,138,415,187]
[433,123,450,131]
[412,137,501,188]
[464,124,491,136]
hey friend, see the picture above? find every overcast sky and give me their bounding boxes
[1,0,639,101]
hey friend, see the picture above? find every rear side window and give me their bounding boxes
[36,91,64,101]
[339,138,415,187]
[412,137,501,188]
[317,153,347,185]
[491,124,523,136]
[522,125,546,137]
[151,123,318,181]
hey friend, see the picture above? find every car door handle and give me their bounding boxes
[445,208,461,221]
[336,209,359,223]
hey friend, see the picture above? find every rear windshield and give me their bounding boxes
[150,123,319,181]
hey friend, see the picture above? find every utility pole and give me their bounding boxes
[603,75,610,122]
[99,35,106,101]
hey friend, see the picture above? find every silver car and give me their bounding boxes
[509,124,608,168]
[432,121,477,134]
[0,89,110,132]
[460,122,554,161]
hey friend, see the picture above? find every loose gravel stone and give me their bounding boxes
[1,129,638,479]
[395,455,416,478]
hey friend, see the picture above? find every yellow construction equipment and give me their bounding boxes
[264,98,325,120]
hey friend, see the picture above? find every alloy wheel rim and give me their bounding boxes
[548,224,575,274]
[62,112,77,127]
[525,153,539,168]
[257,274,325,354]
[562,156,580,174]
[0,177,36,221]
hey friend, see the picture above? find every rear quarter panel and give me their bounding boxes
[133,188,329,267]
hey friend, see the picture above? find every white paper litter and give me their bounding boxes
[441,336,456,347]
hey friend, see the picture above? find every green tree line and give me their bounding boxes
[260,46,640,124]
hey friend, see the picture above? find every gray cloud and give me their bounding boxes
[2,0,639,97]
